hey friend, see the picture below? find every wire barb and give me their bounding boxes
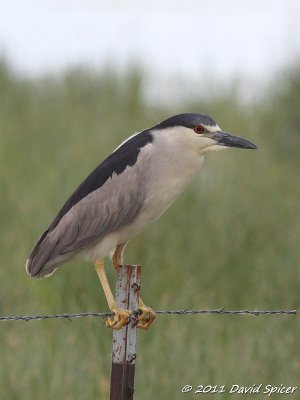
[0,308,300,322]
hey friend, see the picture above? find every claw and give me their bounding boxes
[137,304,156,330]
[105,305,132,330]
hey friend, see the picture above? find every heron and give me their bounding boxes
[26,113,257,330]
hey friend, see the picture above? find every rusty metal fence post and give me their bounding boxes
[110,265,141,400]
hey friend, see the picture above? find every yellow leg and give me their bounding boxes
[112,243,156,330]
[137,297,156,330]
[95,258,132,330]
[112,243,127,270]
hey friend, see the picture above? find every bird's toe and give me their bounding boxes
[137,304,156,330]
[105,306,132,330]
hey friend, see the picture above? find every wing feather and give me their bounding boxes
[26,152,150,278]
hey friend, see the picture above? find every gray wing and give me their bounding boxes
[58,171,144,252]
[27,160,148,278]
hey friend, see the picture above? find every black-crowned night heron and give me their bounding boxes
[26,113,257,330]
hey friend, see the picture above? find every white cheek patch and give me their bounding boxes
[199,136,216,147]
[203,124,221,133]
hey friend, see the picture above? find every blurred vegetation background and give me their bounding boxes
[0,59,300,399]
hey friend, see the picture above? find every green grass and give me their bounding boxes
[0,60,300,399]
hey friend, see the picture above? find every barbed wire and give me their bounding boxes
[0,308,300,322]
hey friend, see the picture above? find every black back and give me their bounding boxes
[48,131,153,231]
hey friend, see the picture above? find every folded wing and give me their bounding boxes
[26,163,147,278]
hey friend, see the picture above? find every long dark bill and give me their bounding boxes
[213,131,257,149]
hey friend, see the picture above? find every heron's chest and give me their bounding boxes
[142,152,204,221]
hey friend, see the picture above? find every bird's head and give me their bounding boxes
[153,113,257,155]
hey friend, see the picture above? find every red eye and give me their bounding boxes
[194,125,205,134]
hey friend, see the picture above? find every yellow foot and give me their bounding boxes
[105,305,132,330]
[137,303,156,330]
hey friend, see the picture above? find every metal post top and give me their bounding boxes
[110,264,141,400]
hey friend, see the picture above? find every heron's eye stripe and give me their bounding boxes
[194,125,205,134]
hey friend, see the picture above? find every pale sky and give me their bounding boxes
[1,0,300,99]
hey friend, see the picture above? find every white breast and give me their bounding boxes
[118,129,204,242]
